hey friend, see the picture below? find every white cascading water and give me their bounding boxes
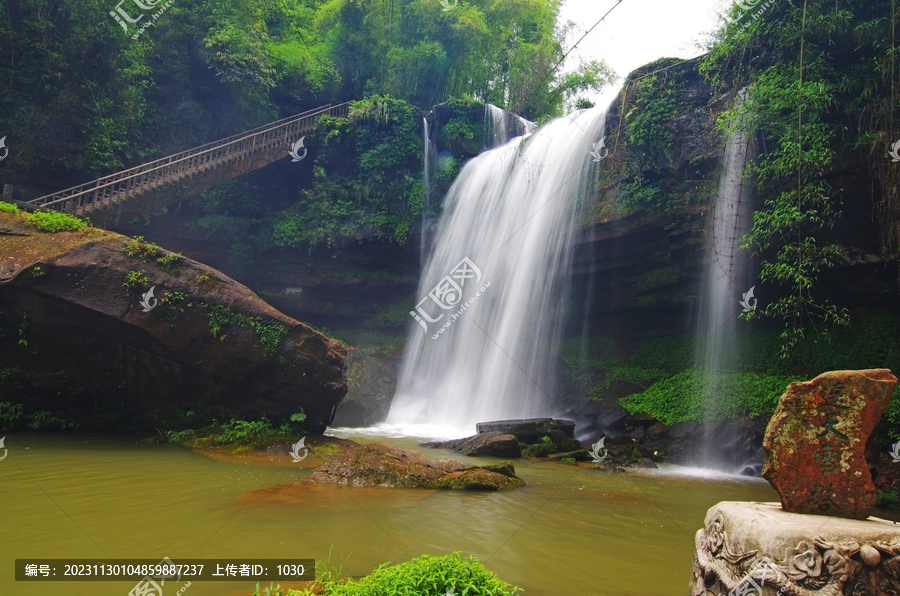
[421,115,437,264]
[484,103,534,148]
[387,108,607,435]
[696,89,757,468]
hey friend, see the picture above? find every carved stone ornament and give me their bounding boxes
[690,502,900,595]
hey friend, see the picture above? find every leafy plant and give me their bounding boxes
[156,251,182,269]
[123,269,150,291]
[0,201,17,213]
[123,236,161,260]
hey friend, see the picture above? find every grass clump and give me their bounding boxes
[0,201,18,213]
[23,210,86,232]
[279,552,520,596]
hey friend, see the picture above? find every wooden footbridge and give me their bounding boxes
[24,102,350,228]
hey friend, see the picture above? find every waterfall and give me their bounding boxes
[388,109,607,434]
[422,115,437,264]
[696,89,757,468]
[484,104,535,149]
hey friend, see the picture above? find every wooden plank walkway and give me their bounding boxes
[26,102,350,219]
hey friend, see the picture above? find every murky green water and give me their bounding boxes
[0,432,781,595]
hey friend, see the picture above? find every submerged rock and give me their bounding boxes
[763,369,897,519]
[295,443,525,490]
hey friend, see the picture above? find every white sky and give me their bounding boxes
[557,0,728,110]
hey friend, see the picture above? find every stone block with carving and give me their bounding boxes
[690,501,900,595]
[763,369,897,520]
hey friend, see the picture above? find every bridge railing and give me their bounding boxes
[29,102,351,214]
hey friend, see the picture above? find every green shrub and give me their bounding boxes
[0,201,18,213]
[27,410,79,431]
[299,552,520,596]
[23,210,86,232]
[0,402,24,430]
[216,419,270,443]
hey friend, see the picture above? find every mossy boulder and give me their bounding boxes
[295,443,525,490]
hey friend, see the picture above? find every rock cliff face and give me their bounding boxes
[0,212,346,432]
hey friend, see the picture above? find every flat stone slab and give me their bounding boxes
[691,501,900,596]
[763,369,897,519]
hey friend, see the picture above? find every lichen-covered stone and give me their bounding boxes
[762,369,897,519]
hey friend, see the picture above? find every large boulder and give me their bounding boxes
[331,347,396,426]
[475,418,576,442]
[294,443,524,490]
[0,213,346,432]
[762,369,897,519]
[423,432,522,458]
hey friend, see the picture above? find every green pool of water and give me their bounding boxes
[0,432,781,595]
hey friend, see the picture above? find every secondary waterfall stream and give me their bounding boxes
[388,108,607,433]
[696,89,758,469]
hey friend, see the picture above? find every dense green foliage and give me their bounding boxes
[620,369,803,425]
[701,0,900,350]
[273,96,423,249]
[564,314,900,441]
[260,552,520,596]
[0,0,611,188]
